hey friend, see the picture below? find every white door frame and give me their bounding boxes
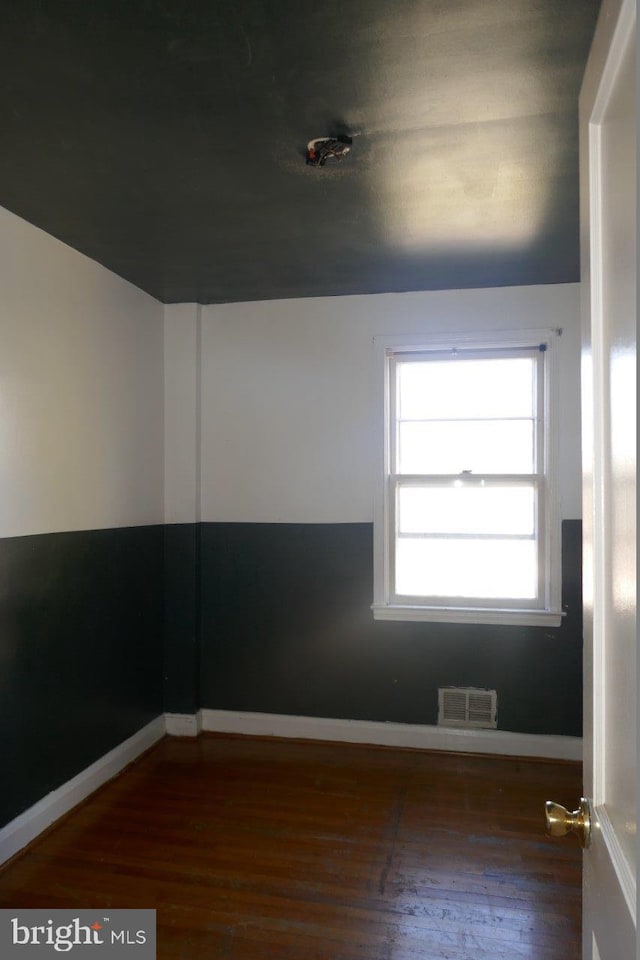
[579,0,637,956]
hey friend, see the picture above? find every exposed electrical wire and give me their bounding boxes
[306,135,352,167]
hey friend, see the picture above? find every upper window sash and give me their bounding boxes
[385,346,545,474]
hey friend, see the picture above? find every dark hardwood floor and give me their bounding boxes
[0,735,582,959]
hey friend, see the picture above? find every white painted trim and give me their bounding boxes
[0,717,165,867]
[589,113,607,810]
[0,710,581,869]
[372,329,563,624]
[372,604,563,627]
[587,0,636,125]
[165,712,203,737]
[200,709,582,761]
[595,805,637,928]
[372,327,564,351]
[578,2,638,954]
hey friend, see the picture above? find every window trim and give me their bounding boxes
[372,328,563,627]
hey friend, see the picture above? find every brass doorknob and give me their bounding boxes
[544,797,591,848]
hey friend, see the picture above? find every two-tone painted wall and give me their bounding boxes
[0,209,584,832]
[0,206,165,827]
[164,285,583,736]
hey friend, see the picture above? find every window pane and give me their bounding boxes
[397,484,535,536]
[395,538,538,599]
[398,357,535,420]
[398,420,534,474]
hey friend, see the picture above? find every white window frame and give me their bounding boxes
[372,328,563,627]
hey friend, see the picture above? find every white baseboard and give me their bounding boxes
[200,709,583,761]
[165,712,203,737]
[0,710,581,867]
[0,716,166,867]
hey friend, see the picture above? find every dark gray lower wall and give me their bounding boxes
[163,524,200,714]
[197,521,582,737]
[0,526,164,828]
[1,519,581,829]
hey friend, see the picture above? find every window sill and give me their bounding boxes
[371,604,564,627]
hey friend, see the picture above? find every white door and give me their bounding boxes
[579,0,636,957]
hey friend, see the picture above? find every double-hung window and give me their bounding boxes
[373,330,562,626]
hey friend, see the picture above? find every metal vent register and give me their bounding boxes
[438,687,497,729]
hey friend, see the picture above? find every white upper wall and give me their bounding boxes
[198,284,582,523]
[164,303,200,525]
[1,208,580,536]
[0,205,164,538]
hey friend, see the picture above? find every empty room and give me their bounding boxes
[0,1,636,958]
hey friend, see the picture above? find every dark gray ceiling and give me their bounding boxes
[1,0,600,304]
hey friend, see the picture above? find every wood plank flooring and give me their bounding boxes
[0,735,582,959]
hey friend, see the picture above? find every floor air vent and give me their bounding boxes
[438,687,497,729]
